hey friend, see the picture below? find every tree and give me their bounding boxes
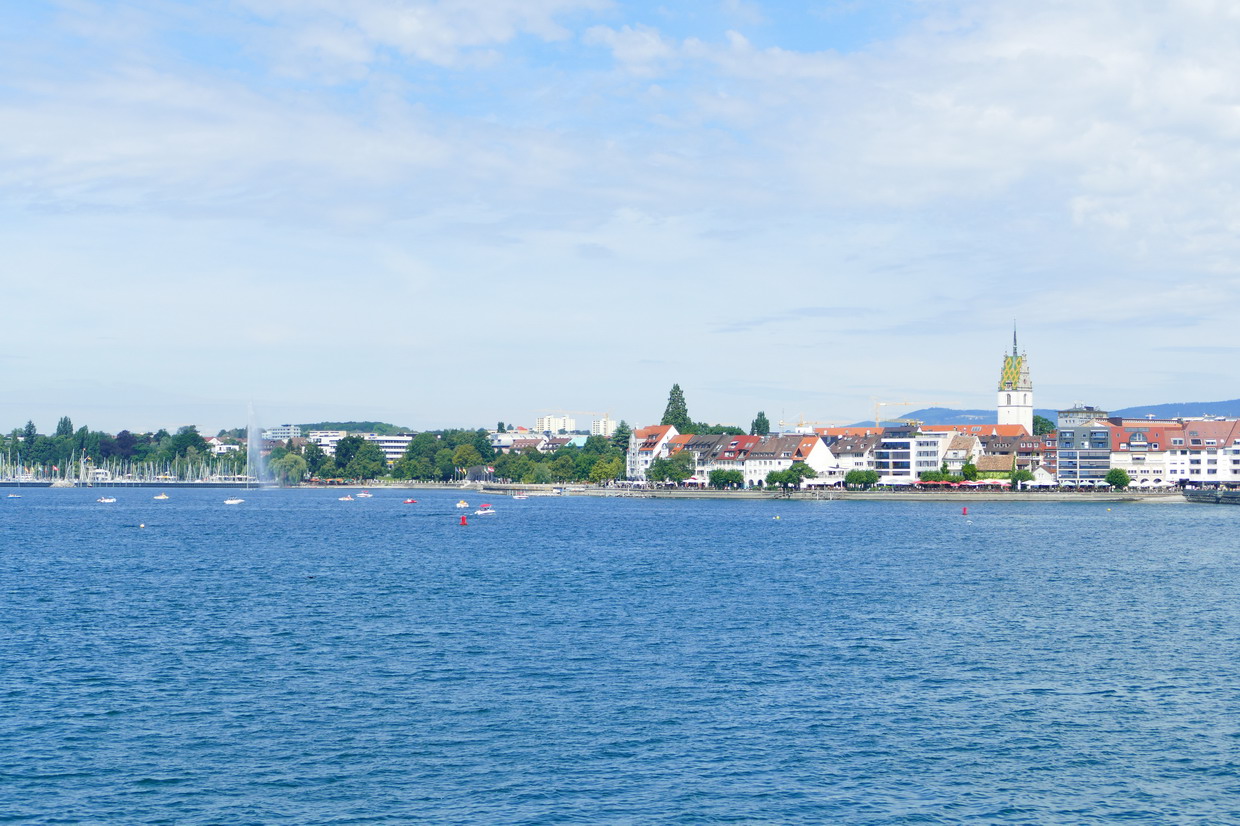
[1105,468,1131,489]
[961,462,979,481]
[452,444,484,470]
[270,453,308,486]
[589,457,624,485]
[660,384,692,432]
[709,469,745,488]
[750,411,770,436]
[114,430,137,458]
[170,425,208,458]
[345,441,387,480]
[55,416,74,438]
[302,441,327,475]
[497,421,506,433]
[1033,415,1055,436]
[1010,469,1035,489]
[22,420,36,448]
[333,436,366,470]
[765,464,817,491]
[693,423,745,435]
[845,469,879,489]
[648,450,694,483]
[610,421,632,454]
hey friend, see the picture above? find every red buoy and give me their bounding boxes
[962,506,968,515]
[460,515,468,526]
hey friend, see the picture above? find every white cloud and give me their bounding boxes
[6,0,1240,429]
[242,0,610,68]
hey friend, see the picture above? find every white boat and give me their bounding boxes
[512,494,529,500]
[223,497,244,505]
[153,493,169,501]
[97,496,116,503]
[356,491,373,498]
[6,493,20,499]
[474,504,496,516]
[455,500,469,508]
[339,495,354,501]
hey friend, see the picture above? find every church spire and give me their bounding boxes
[1013,321,1018,357]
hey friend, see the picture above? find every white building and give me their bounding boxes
[591,415,617,438]
[627,425,678,481]
[364,433,415,465]
[263,424,302,441]
[308,430,349,455]
[535,415,576,434]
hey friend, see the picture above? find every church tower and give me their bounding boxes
[997,328,1033,434]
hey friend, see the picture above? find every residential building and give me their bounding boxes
[1163,419,1240,486]
[535,415,575,434]
[591,415,618,438]
[742,434,843,487]
[1056,405,1112,485]
[828,433,881,476]
[627,425,678,480]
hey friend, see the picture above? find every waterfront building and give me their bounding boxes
[828,433,882,476]
[942,434,982,474]
[627,425,678,481]
[742,434,842,487]
[997,330,1034,434]
[1162,419,1240,486]
[1056,405,1111,485]
[872,426,955,485]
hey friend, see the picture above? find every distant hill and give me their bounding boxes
[852,407,1058,426]
[1110,399,1240,419]
[298,421,412,435]
[852,400,1240,427]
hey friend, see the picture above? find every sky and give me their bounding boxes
[3,0,1240,435]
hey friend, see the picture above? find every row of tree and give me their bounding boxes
[2,418,240,476]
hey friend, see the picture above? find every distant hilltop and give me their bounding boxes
[859,399,1240,426]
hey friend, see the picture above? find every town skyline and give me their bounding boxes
[4,3,1239,434]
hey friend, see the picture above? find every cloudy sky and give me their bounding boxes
[3,0,1239,434]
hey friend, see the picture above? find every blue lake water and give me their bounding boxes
[2,488,1239,824]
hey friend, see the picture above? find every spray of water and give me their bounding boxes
[246,402,266,484]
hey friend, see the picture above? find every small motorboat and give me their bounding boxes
[402,498,417,504]
[512,494,529,500]
[474,506,496,516]
[153,493,170,501]
[339,495,355,501]
[356,491,373,498]
[7,493,21,499]
[455,500,469,508]
[97,497,117,503]
[223,497,244,505]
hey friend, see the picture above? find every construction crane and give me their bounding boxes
[872,400,943,428]
[777,415,844,433]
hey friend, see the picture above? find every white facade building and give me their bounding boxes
[535,415,576,434]
[364,433,415,465]
[591,415,617,438]
[308,430,349,455]
[263,424,302,441]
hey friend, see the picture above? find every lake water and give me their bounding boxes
[2,488,1239,824]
